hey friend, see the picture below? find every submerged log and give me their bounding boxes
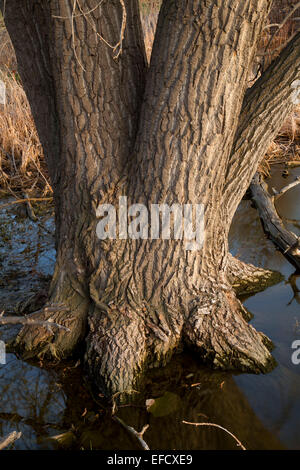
[250,173,300,271]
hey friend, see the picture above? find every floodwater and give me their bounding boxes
[0,166,300,450]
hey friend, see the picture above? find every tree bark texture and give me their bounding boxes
[1,0,300,395]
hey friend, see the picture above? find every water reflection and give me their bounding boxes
[286,274,300,305]
[0,353,284,450]
[230,166,300,450]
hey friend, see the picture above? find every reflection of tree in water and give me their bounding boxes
[286,273,300,305]
[102,354,284,451]
[0,354,67,449]
[0,353,284,450]
[63,355,284,450]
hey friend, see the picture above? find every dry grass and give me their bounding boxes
[0,70,51,197]
[259,1,300,174]
[0,1,300,198]
[0,20,50,197]
[139,0,161,62]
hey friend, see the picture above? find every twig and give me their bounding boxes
[113,416,150,450]
[54,0,127,60]
[264,2,300,54]
[0,197,53,210]
[273,176,300,199]
[113,0,127,59]
[0,431,22,450]
[250,173,300,269]
[182,421,246,450]
[285,161,300,168]
[0,305,71,333]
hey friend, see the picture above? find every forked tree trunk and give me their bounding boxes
[2,0,300,396]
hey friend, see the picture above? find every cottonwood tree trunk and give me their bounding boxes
[2,0,300,396]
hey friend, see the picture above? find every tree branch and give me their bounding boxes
[224,31,300,221]
[0,432,22,450]
[250,173,300,270]
[226,253,283,296]
[113,416,150,450]
[273,176,300,199]
[182,420,246,450]
[0,305,71,333]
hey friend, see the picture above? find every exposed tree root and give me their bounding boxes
[86,304,148,395]
[183,288,275,374]
[13,273,89,360]
[226,253,284,296]
[6,256,279,395]
[85,277,276,396]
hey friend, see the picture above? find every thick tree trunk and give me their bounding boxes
[2,0,147,360]
[2,0,300,396]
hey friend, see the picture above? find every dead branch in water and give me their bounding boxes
[0,304,71,333]
[0,431,22,450]
[113,416,150,450]
[272,176,300,199]
[182,420,246,450]
[250,172,300,270]
[0,197,53,210]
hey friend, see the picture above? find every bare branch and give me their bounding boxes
[53,0,127,61]
[0,305,71,333]
[250,173,300,269]
[0,197,53,210]
[113,416,150,450]
[0,431,22,450]
[182,420,246,450]
[273,176,300,199]
[264,2,300,54]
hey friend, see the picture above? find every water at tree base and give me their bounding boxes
[0,166,299,450]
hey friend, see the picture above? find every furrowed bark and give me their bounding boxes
[1,0,283,397]
[224,31,300,222]
[86,0,275,395]
[1,0,147,358]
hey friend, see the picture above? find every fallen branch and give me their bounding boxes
[285,161,300,168]
[182,421,246,450]
[272,176,300,200]
[0,197,53,210]
[250,173,300,271]
[0,305,71,333]
[113,416,150,450]
[0,431,22,450]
